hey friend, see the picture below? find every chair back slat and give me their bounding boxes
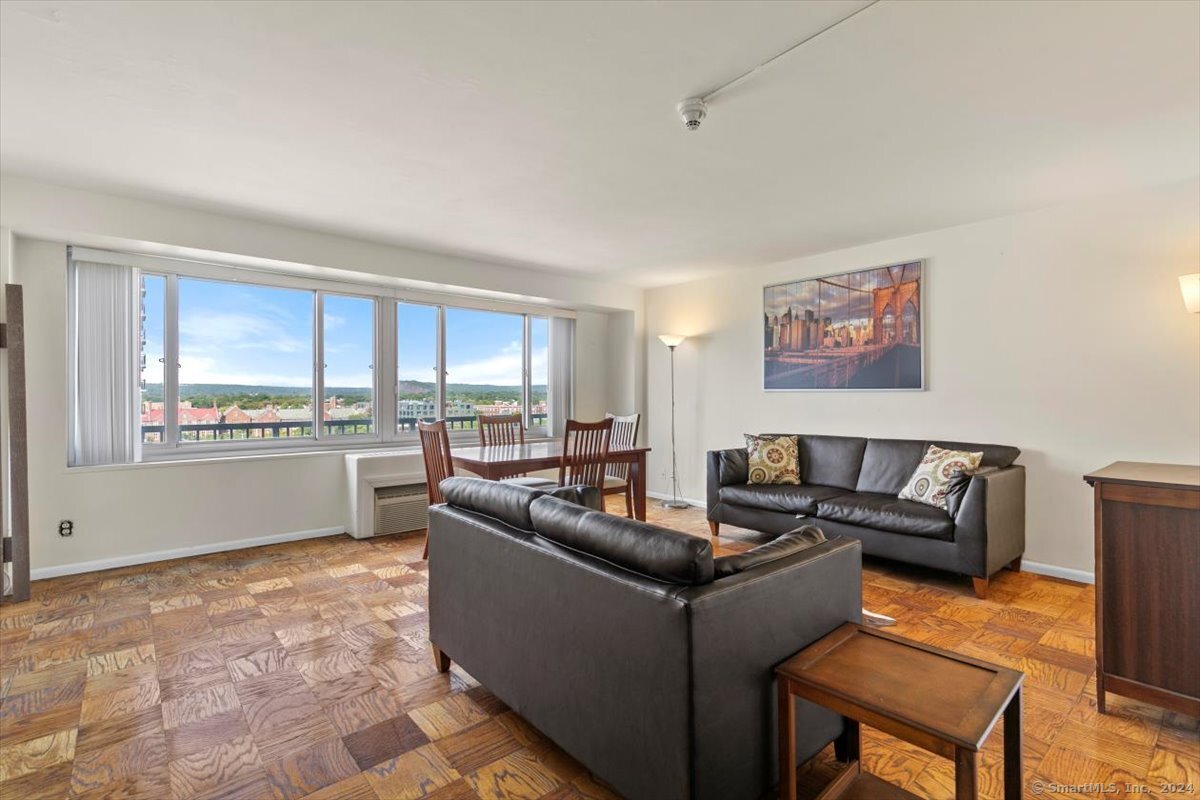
[477,413,525,447]
[604,413,640,481]
[418,419,455,505]
[559,418,614,491]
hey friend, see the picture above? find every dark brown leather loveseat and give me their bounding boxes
[707,435,1024,597]
[428,477,862,800]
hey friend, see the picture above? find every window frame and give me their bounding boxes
[72,247,569,464]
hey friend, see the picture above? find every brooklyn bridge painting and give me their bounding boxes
[764,261,924,390]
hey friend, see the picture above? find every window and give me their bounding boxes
[69,247,573,464]
[396,302,439,433]
[445,308,524,428]
[322,294,375,436]
[177,278,315,441]
[139,274,166,444]
[530,316,549,430]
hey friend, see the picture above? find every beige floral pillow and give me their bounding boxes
[899,445,983,509]
[744,434,800,485]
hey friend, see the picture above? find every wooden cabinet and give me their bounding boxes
[1084,462,1200,717]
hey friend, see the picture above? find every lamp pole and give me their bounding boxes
[658,335,689,509]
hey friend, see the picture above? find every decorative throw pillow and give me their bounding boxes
[898,445,983,509]
[744,434,801,485]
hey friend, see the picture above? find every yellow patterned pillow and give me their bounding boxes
[744,434,801,485]
[898,445,983,509]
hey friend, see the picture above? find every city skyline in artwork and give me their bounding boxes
[763,261,924,390]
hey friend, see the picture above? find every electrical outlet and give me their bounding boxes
[58,520,74,537]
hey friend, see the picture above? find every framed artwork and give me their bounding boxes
[763,260,925,391]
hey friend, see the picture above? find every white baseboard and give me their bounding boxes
[1020,560,1094,585]
[30,526,345,581]
[645,490,706,508]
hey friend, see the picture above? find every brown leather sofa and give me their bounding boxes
[707,435,1025,597]
[427,477,862,800]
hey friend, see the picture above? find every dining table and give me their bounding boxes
[450,441,653,521]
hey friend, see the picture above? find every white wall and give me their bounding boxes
[1,175,645,574]
[644,178,1200,577]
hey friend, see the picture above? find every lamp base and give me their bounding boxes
[659,499,691,510]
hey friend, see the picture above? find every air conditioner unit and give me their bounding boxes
[372,483,430,538]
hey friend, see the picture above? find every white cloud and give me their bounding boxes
[325,371,374,387]
[443,341,549,385]
[179,311,309,356]
[178,356,311,387]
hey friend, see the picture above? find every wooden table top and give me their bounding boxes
[451,441,650,464]
[777,623,1023,752]
[1083,460,1200,489]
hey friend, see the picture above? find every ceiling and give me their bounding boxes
[1,1,1197,287]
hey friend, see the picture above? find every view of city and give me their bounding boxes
[138,384,548,442]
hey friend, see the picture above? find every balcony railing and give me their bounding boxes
[141,413,548,444]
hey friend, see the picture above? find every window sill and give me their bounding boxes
[66,443,422,473]
[65,436,560,473]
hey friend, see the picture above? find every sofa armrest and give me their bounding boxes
[547,484,603,511]
[954,465,1026,577]
[682,536,862,799]
[706,450,724,518]
[706,448,748,518]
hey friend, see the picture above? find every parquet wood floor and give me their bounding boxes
[1,500,1196,800]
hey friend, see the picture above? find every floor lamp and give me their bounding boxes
[658,334,689,509]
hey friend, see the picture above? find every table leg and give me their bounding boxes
[834,717,860,763]
[632,452,647,521]
[955,747,978,800]
[778,678,797,800]
[1004,688,1022,800]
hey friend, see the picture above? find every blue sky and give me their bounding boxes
[142,276,548,389]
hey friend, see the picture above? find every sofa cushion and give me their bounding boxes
[530,496,715,585]
[855,439,928,495]
[815,492,955,540]
[440,476,548,530]
[929,440,1020,469]
[745,434,800,485]
[718,483,847,515]
[800,435,868,490]
[713,526,827,578]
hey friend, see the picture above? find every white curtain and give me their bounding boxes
[547,316,574,438]
[72,261,141,466]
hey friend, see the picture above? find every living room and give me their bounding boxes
[1,2,1197,800]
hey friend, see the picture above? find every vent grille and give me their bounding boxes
[374,484,430,536]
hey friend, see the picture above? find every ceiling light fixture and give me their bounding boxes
[676,0,881,131]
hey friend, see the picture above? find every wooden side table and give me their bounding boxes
[777,623,1023,800]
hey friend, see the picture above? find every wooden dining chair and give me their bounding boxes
[477,413,527,478]
[477,413,525,446]
[602,413,640,517]
[559,418,614,493]
[418,419,454,559]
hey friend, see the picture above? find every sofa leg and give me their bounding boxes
[432,644,451,673]
[708,520,720,537]
[1009,557,1022,572]
[971,577,989,599]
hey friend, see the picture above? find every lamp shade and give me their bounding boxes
[658,334,686,348]
[1180,273,1200,314]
